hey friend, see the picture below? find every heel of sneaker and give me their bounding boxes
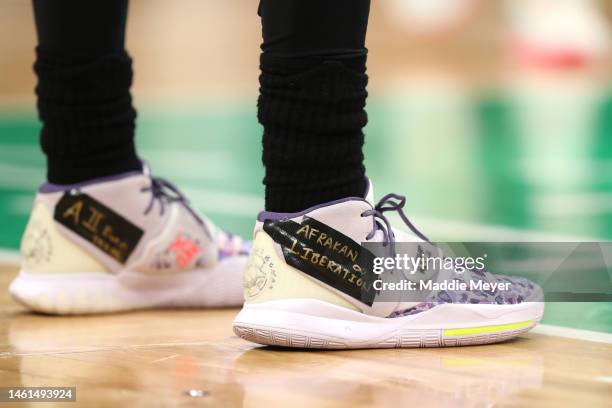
[20,202,107,274]
[242,230,357,311]
[233,299,372,348]
[9,271,124,314]
[13,202,110,314]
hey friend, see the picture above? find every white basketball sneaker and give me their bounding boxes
[10,167,249,314]
[233,181,544,348]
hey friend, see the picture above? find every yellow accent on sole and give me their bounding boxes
[444,320,534,337]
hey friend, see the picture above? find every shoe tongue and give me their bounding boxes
[364,178,374,205]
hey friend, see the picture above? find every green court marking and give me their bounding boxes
[444,320,534,337]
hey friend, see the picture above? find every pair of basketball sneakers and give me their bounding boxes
[10,167,544,348]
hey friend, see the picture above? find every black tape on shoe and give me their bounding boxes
[55,192,143,264]
[263,216,377,306]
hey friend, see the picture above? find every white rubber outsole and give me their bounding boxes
[233,299,544,349]
[10,258,246,314]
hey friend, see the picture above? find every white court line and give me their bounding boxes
[151,354,179,364]
[532,324,612,344]
[0,341,226,358]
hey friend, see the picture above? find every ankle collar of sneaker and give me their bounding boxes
[40,170,144,193]
[258,196,369,222]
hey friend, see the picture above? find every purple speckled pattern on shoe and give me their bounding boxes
[388,302,437,317]
[389,272,541,318]
[429,272,539,305]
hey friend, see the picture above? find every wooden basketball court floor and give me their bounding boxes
[1,1,611,406]
[0,263,610,407]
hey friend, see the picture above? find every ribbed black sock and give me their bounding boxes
[35,47,141,184]
[259,54,368,212]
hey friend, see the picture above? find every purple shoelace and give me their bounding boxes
[361,193,429,253]
[141,176,212,238]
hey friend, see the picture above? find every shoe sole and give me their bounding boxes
[233,299,544,349]
[10,261,246,314]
